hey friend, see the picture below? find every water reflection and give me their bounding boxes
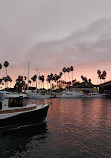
[47,98,111,157]
[0,121,48,158]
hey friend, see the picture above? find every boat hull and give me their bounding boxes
[0,104,49,129]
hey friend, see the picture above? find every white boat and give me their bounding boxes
[61,91,86,98]
[30,93,51,99]
[0,94,49,128]
[0,91,28,99]
[0,91,11,99]
[25,90,51,99]
[86,92,106,98]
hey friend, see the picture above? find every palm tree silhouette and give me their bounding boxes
[4,61,9,88]
[6,75,12,88]
[38,75,44,89]
[0,64,2,89]
[0,64,2,70]
[97,70,101,84]
[81,75,88,82]
[66,67,70,81]
[46,75,51,89]
[101,71,107,83]
[62,67,67,82]
[4,61,9,76]
[70,66,74,81]
[97,70,107,84]
[31,75,37,87]
[41,75,45,88]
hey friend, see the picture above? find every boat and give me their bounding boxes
[86,92,106,98]
[25,90,51,99]
[0,91,28,99]
[26,63,51,100]
[0,91,11,99]
[61,90,86,98]
[0,94,49,129]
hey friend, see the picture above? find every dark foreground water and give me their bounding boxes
[1,98,111,158]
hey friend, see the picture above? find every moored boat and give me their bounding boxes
[86,92,106,98]
[0,94,49,128]
[61,91,86,98]
[25,90,51,99]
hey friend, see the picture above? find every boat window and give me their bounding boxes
[8,98,26,107]
[0,101,2,110]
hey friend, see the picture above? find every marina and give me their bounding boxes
[1,0,111,157]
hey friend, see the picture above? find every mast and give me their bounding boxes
[36,67,38,93]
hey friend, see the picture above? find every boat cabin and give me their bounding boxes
[0,96,27,111]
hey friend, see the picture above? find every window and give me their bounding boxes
[9,98,26,107]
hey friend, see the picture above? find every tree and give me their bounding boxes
[66,67,70,81]
[81,75,88,82]
[97,70,101,84]
[14,75,27,92]
[97,70,107,84]
[41,75,45,88]
[4,61,9,88]
[0,64,2,70]
[4,61,9,76]
[70,66,74,81]
[31,75,37,87]
[46,75,51,89]
[101,71,107,82]
[38,75,44,88]
[62,67,67,82]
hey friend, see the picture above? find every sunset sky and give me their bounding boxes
[0,0,111,88]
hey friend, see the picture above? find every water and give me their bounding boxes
[1,98,111,158]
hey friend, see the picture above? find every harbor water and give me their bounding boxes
[1,97,111,158]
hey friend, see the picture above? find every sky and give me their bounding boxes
[0,0,111,87]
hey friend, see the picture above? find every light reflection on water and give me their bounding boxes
[1,98,111,157]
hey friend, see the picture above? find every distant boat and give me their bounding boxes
[25,90,51,99]
[0,94,49,129]
[86,92,106,98]
[61,90,86,98]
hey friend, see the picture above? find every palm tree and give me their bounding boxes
[41,75,44,88]
[62,67,67,82]
[97,70,107,84]
[0,64,2,70]
[46,75,51,89]
[70,66,74,81]
[0,64,2,89]
[6,75,12,88]
[31,75,37,87]
[102,71,107,82]
[4,61,9,76]
[103,71,107,78]
[97,70,101,84]
[81,75,87,82]
[4,61,9,88]
[38,75,44,89]
[66,67,70,81]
